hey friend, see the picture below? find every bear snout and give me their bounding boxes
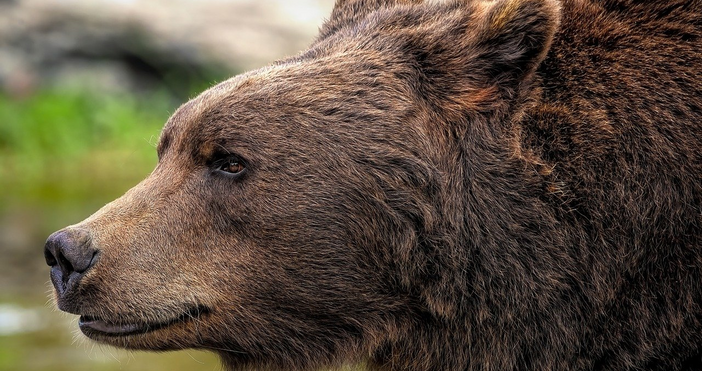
[44,228,99,310]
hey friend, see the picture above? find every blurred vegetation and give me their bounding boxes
[0,88,172,209]
[0,28,232,209]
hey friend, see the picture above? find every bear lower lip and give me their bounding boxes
[79,316,144,335]
[79,306,209,337]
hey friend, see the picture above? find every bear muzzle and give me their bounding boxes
[44,225,214,342]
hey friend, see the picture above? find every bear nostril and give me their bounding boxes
[44,229,98,292]
[44,246,57,267]
[56,250,75,282]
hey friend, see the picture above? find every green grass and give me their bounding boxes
[0,88,176,209]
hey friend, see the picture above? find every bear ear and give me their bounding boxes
[468,0,561,88]
[318,0,422,40]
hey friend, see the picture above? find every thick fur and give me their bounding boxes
[48,0,701,370]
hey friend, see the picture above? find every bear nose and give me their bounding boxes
[44,229,98,295]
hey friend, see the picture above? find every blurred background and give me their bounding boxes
[0,0,333,369]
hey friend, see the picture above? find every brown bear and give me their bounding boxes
[44,0,702,370]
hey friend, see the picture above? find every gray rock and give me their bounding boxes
[0,0,333,97]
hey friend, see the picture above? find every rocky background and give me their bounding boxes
[0,0,333,98]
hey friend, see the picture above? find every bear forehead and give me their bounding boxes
[157,0,485,150]
[157,48,417,158]
[156,62,316,158]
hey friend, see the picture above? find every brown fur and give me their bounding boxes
[46,0,702,370]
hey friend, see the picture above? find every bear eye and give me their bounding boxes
[212,156,247,179]
[219,158,245,174]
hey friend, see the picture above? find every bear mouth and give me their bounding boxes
[78,306,209,337]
